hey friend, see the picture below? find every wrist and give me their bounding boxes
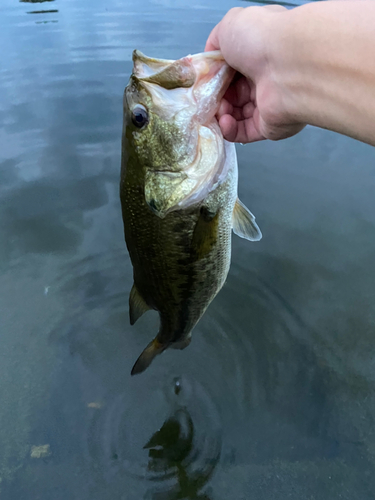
[264,8,305,127]
[266,1,375,145]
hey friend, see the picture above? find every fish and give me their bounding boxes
[120,49,262,375]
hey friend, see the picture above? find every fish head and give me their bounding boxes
[122,50,235,218]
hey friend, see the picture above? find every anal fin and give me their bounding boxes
[232,198,262,242]
[129,283,151,325]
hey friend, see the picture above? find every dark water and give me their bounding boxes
[1,0,375,498]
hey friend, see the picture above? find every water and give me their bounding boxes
[1,0,375,498]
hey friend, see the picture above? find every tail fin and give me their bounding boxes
[131,338,166,376]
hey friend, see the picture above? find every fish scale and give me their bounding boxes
[122,167,235,336]
[120,50,262,375]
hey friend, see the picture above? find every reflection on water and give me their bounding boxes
[2,0,375,498]
[20,0,55,3]
[27,9,58,14]
[144,408,219,500]
[21,0,58,21]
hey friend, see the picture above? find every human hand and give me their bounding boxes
[205,6,305,143]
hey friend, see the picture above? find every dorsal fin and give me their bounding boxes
[232,198,262,241]
[129,284,151,325]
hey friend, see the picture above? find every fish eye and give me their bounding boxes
[131,105,149,129]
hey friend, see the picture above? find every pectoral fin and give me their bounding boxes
[232,198,262,241]
[131,338,166,376]
[191,206,219,260]
[129,284,151,325]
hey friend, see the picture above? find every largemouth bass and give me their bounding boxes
[120,50,262,375]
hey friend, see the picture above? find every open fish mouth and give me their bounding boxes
[124,50,234,177]
[132,49,230,83]
[124,50,236,218]
[130,49,235,124]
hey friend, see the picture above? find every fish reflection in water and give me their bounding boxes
[144,408,219,500]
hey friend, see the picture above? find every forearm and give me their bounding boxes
[273,1,375,145]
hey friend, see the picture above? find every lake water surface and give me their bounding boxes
[1,0,375,498]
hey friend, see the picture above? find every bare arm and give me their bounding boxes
[205,1,375,146]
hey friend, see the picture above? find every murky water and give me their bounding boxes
[1,0,375,498]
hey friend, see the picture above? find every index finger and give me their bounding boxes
[204,23,220,52]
